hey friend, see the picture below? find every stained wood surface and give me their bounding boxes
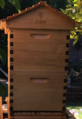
[13,43,67,53]
[6,97,67,119]
[9,29,69,71]
[6,97,10,119]
[10,115,67,119]
[0,97,3,119]
[8,29,69,112]
[8,32,11,119]
[9,29,70,44]
[10,51,68,70]
[9,71,67,111]
[6,6,74,30]
[8,31,10,68]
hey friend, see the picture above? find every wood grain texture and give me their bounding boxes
[6,97,11,119]
[8,31,10,68]
[13,43,67,53]
[9,29,70,44]
[9,29,69,70]
[10,115,67,119]
[6,6,74,30]
[6,98,67,119]
[7,18,70,114]
[9,71,67,111]
[0,97,3,119]
[10,52,68,71]
[8,31,12,119]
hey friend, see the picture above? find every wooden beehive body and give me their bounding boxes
[0,1,80,119]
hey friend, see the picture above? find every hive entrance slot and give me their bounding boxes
[30,34,50,39]
[30,78,49,83]
[13,111,62,113]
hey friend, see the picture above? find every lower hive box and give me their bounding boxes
[9,71,67,114]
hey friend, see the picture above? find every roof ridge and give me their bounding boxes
[38,1,46,5]
[0,1,81,25]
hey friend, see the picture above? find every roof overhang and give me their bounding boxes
[0,1,81,33]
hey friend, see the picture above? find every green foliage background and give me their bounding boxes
[61,0,82,45]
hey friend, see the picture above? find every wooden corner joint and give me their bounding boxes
[10,106,14,116]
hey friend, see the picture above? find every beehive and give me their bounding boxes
[0,1,80,119]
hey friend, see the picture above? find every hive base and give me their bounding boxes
[0,97,76,119]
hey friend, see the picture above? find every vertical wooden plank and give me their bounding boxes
[8,30,11,119]
[8,31,12,114]
[6,97,10,119]
[0,97,3,119]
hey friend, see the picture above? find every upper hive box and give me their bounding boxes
[0,1,80,118]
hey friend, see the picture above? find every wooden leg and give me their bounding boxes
[0,97,3,119]
[6,97,10,119]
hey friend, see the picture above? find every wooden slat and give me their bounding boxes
[8,31,10,68]
[10,70,68,74]
[8,66,11,119]
[6,97,10,119]
[9,29,70,44]
[10,51,69,70]
[13,103,64,111]
[0,97,3,119]
[13,43,67,54]
[10,115,67,119]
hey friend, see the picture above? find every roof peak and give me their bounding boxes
[1,1,81,25]
[38,1,46,5]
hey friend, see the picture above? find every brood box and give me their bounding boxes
[0,1,80,119]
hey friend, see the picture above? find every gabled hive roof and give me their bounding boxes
[1,1,81,25]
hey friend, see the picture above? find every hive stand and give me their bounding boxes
[0,97,76,119]
[1,97,77,119]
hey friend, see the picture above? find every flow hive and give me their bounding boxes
[0,1,80,119]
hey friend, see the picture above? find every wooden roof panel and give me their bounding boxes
[1,1,80,25]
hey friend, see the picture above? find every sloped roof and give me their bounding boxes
[1,1,81,25]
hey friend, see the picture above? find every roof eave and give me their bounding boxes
[0,1,81,29]
[0,20,9,34]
